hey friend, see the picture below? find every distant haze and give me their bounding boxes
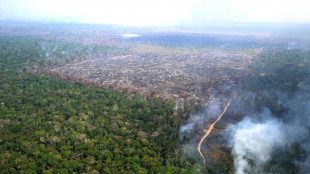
[1,0,310,26]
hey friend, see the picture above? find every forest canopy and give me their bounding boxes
[0,36,192,173]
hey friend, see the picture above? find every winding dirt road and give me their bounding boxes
[197,99,232,167]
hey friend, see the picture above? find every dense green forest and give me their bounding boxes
[242,48,310,115]
[0,36,193,173]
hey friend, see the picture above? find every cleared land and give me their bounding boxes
[51,46,262,107]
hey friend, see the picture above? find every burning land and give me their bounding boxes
[36,27,310,173]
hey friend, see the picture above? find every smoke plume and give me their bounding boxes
[228,79,310,174]
[180,99,222,134]
[228,108,286,174]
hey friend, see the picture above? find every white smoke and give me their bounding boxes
[180,99,222,134]
[228,108,286,174]
[228,79,310,174]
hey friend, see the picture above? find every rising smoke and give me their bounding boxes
[228,78,310,174]
[228,108,286,174]
[180,99,223,134]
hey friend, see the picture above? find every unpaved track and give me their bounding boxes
[197,99,232,167]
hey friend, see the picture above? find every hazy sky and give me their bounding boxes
[1,0,310,26]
